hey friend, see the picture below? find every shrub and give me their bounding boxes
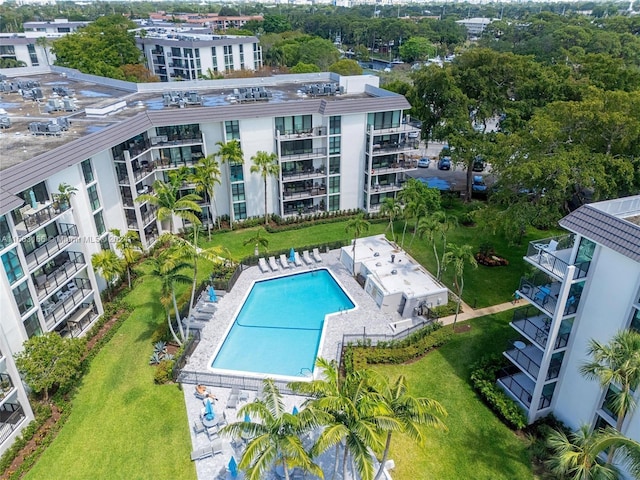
[154,360,174,384]
[470,356,527,430]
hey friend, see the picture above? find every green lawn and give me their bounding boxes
[371,311,534,480]
[24,275,195,480]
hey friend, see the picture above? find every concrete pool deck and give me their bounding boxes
[182,248,407,479]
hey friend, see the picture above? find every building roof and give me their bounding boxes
[559,195,640,263]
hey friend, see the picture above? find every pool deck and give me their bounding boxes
[182,248,406,479]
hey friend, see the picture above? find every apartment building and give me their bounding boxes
[0,67,419,453]
[500,195,640,473]
[135,29,262,82]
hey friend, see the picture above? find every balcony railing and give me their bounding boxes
[370,160,418,173]
[42,278,92,329]
[34,251,86,300]
[277,126,327,139]
[15,201,71,235]
[280,148,327,160]
[511,306,571,350]
[283,186,326,199]
[498,368,552,410]
[0,373,14,404]
[140,207,157,227]
[59,302,98,338]
[519,278,580,317]
[24,223,78,271]
[367,183,402,194]
[0,403,26,445]
[505,342,542,379]
[526,234,590,280]
[370,141,420,155]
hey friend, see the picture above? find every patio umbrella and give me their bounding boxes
[244,412,251,423]
[204,398,214,421]
[208,285,217,303]
[29,190,38,209]
[292,406,298,415]
[228,456,238,478]
[289,247,295,263]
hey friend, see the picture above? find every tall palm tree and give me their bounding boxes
[379,197,401,242]
[250,151,280,225]
[91,250,123,300]
[345,214,371,277]
[35,36,51,65]
[546,424,640,480]
[221,379,324,480]
[580,330,640,463]
[397,180,420,248]
[417,215,444,281]
[137,172,202,234]
[190,154,222,239]
[443,243,478,331]
[216,139,244,229]
[243,227,269,256]
[371,373,448,480]
[109,228,141,289]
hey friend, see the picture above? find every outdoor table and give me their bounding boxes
[202,414,217,428]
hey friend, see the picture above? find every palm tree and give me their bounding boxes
[109,229,141,289]
[243,227,269,256]
[250,151,280,225]
[221,379,324,480]
[35,36,51,65]
[546,424,640,480]
[137,172,202,234]
[216,139,244,229]
[371,373,448,480]
[580,330,640,463]
[345,214,371,277]
[379,197,401,242]
[442,243,478,331]
[190,154,222,239]
[417,215,443,281]
[91,250,123,300]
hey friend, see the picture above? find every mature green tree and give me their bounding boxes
[136,171,202,234]
[243,227,269,256]
[328,59,363,76]
[379,197,401,242]
[263,14,291,34]
[399,36,436,62]
[580,330,640,463]
[250,151,279,225]
[443,243,477,330]
[216,139,244,228]
[109,228,141,289]
[222,379,324,480]
[290,62,321,73]
[546,425,640,480]
[345,214,371,276]
[15,332,85,401]
[297,37,340,70]
[190,154,222,238]
[91,249,123,299]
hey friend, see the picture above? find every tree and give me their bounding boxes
[345,214,371,276]
[136,171,202,234]
[546,425,640,480]
[328,59,363,76]
[221,379,323,480]
[443,243,477,331]
[372,373,447,480]
[379,197,401,242]
[263,14,291,34]
[91,249,123,299]
[216,139,244,229]
[35,36,51,65]
[244,227,269,256]
[399,36,436,62]
[290,62,321,74]
[250,151,280,225]
[14,332,85,402]
[190,154,222,239]
[580,330,640,463]
[109,228,141,289]
[417,213,446,281]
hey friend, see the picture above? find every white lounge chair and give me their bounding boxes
[293,252,303,267]
[302,250,313,265]
[268,256,279,271]
[312,248,323,263]
[258,257,269,273]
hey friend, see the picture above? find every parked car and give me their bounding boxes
[408,130,420,139]
[472,156,486,172]
[417,158,430,168]
[472,175,487,192]
[437,157,451,170]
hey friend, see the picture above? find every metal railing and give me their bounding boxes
[511,307,571,349]
[526,234,590,279]
[505,344,541,379]
[498,369,534,408]
[283,188,326,199]
[0,404,25,445]
[342,315,440,348]
[43,278,92,328]
[34,251,86,300]
[18,201,71,235]
[280,148,327,160]
[24,223,78,271]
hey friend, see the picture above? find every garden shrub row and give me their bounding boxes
[470,355,528,430]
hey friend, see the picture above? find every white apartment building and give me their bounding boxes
[0,67,419,453]
[135,29,262,82]
[501,195,640,474]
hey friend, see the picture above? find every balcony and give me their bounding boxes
[519,278,580,317]
[367,182,403,194]
[277,126,327,140]
[525,234,590,280]
[57,302,98,338]
[140,207,157,227]
[0,373,15,405]
[42,278,93,329]
[370,159,418,173]
[497,368,552,410]
[370,140,420,155]
[510,306,571,350]
[280,147,327,160]
[117,166,154,186]
[15,201,71,236]
[33,251,86,300]
[24,223,78,271]
[283,185,326,200]
[282,163,326,181]
[0,403,26,446]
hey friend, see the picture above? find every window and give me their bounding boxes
[100,236,111,251]
[13,281,34,315]
[275,116,312,135]
[630,308,640,333]
[211,47,219,73]
[232,183,245,202]
[0,215,11,249]
[253,43,261,67]
[233,202,247,220]
[601,384,620,421]
[225,121,240,141]
[23,312,42,338]
[329,195,340,212]
[239,44,245,69]
[2,248,23,284]
[329,176,340,194]
[329,137,341,155]
[367,111,401,130]
[27,44,38,66]
[81,159,94,183]
[330,116,341,135]
[224,45,234,72]
[94,211,106,236]
[281,139,312,156]
[329,156,340,175]
[88,185,100,211]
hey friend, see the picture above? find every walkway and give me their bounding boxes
[439,300,523,326]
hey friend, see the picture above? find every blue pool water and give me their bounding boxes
[211,269,355,378]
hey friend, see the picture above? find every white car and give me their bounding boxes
[417,158,430,168]
[408,131,420,139]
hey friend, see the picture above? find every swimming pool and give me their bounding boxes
[210,269,355,379]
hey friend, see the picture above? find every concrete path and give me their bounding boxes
[438,300,522,326]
